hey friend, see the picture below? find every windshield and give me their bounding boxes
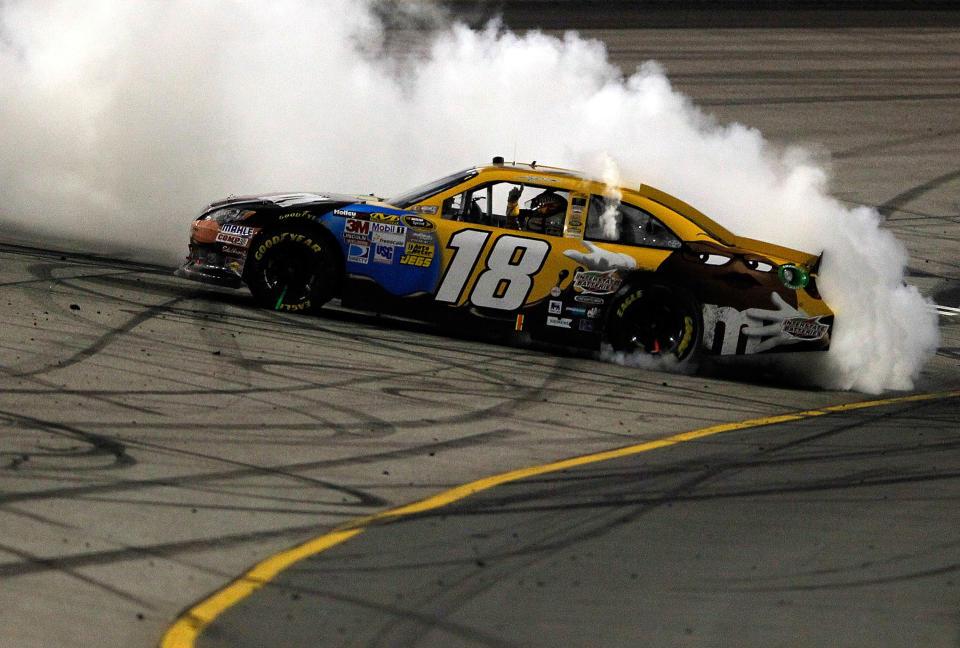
[387,169,478,208]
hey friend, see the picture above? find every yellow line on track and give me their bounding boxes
[159,389,960,648]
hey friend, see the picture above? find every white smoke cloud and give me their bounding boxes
[0,0,938,392]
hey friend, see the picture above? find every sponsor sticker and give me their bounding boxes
[219,223,255,236]
[333,208,359,217]
[586,307,601,319]
[402,214,435,231]
[547,316,573,329]
[370,212,401,224]
[781,316,830,340]
[413,205,439,215]
[548,300,563,315]
[399,254,432,267]
[550,286,562,298]
[348,242,370,264]
[578,319,595,332]
[565,306,586,316]
[215,232,251,247]
[373,244,395,264]
[575,294,604,305]
[371,222,406,246]
[215,223,256,247]
[343,218,371,242]
[225,257,245,276]
[404,242,434,257]
[405,229,434,246]
[573,270,621,295]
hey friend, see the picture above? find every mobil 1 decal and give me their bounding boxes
[435,230,550,311]
[321,205,440,296]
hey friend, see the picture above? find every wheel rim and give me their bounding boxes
[615,288,696,359]
[260,241,318,306]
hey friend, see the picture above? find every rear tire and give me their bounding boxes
[607,282,701,362]
[246,228,340,313]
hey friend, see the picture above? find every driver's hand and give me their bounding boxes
[507,186,522,202]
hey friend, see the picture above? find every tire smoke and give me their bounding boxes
[0,0,938,392]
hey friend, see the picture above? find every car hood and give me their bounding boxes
[203,191,380,213]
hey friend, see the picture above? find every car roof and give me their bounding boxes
[474,160,739,246]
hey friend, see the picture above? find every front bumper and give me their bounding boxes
[175,243,245,288]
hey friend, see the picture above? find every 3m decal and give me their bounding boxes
[343,218,371,242]
[435,231,550,311]
[345,219,370,235]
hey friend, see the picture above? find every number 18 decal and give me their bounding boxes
[435,230,550,311]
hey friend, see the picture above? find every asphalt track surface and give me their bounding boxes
[1,11,959,648]
[196,396,960,648]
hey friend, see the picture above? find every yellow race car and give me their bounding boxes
[176,158,833,362]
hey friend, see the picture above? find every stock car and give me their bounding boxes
[175,158,833,363]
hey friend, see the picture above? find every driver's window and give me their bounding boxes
[441,181,569,236]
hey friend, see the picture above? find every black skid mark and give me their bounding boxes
[0,410,135,470]
[0,541,155,607]
[11,295,187,378]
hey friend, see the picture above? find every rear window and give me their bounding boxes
[585,196,681,249]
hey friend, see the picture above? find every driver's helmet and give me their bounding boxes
[529,191,567,217]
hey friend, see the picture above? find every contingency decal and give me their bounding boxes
[215,224,255,247]
[322,204,440,296]
[572,269,622,295]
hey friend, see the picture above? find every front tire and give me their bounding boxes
[246,229,340,313]
[607,282,701,362]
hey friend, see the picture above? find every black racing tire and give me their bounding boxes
[607,281,702,362]
[246,228,340,314]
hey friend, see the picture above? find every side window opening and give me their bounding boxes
[585,195,681,249]
[442,182,570,237]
